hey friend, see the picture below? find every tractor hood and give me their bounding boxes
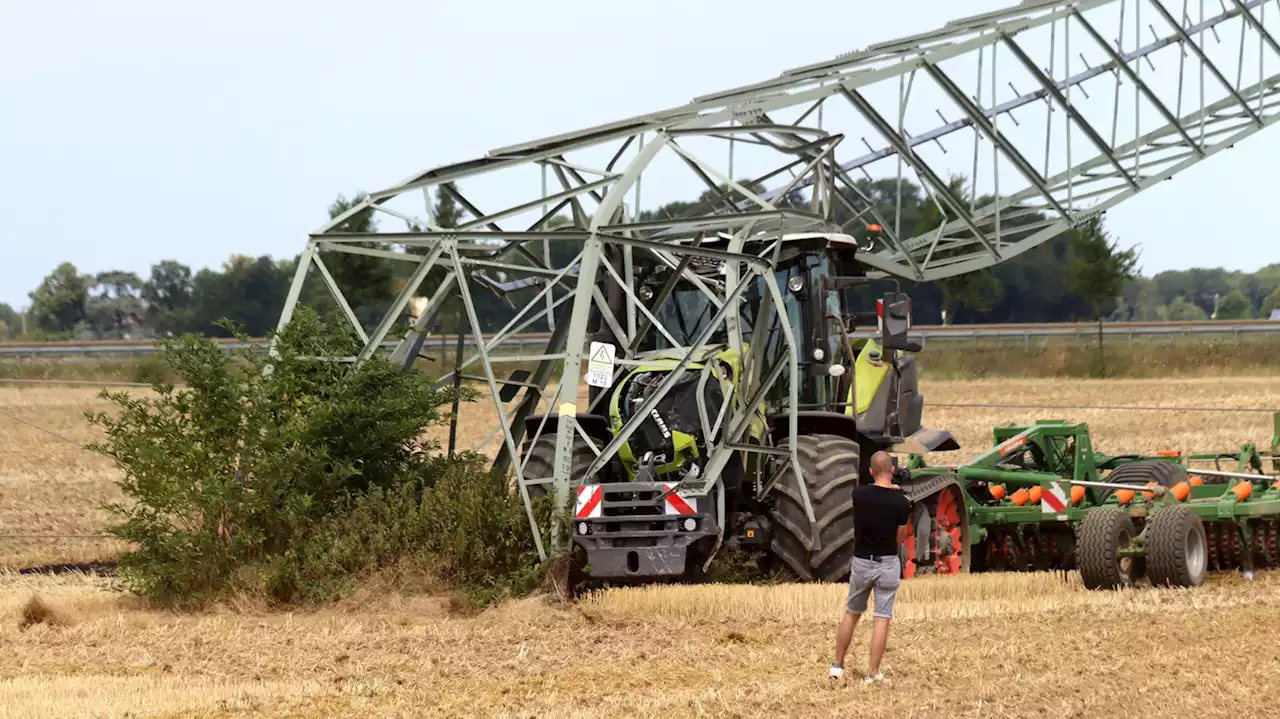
[608,343,745,475]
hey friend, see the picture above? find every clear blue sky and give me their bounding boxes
[3,0,1278,310]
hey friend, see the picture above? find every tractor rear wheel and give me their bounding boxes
[1145,505,1208,588]
[521,433,597,502]
[769,434,859,582]
[1078,507,1138,589]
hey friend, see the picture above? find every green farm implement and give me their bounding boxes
[901,412,1280,589]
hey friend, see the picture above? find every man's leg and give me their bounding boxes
[867,616,891,676]
[833,558,872,676]
[866,560,901,679]
[833,610,862,668]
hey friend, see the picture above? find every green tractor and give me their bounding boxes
[518,231,960,582]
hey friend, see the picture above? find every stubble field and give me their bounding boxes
[1,376,1279,718]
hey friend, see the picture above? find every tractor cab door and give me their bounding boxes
[876,293,924,438]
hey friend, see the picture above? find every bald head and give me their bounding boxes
[869,451,896,484]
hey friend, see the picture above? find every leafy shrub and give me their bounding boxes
[131,356,170,384]
[290,452,557,606]
[86,308,557,607]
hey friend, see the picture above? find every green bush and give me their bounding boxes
[131,356,170,384]
[292,452,556,606]
[86,308,555,607]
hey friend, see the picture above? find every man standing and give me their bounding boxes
[829,450,913,683]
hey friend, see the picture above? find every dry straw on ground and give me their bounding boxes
[0,378,1278,716]
[2,570,1280,718]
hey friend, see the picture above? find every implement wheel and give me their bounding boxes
[769,434,859,582]
[1145,506,1208,588]
[1078,507,1138,590]
[1098,461,1185,503]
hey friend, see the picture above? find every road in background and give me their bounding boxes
[1,320,1277,360]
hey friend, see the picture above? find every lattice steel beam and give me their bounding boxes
[274,0,1280,553]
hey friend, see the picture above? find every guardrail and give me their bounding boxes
[1,320,1276,358]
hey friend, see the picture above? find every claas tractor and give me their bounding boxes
[516,230,961,582]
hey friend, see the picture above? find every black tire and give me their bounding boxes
[1145,505,1208,588]
[1078,507,1138,590]
[521,433,597,502]
[769,434,860,582]
[1098,461,1186,502]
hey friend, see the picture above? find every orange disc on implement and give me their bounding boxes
[989,484,1007,501]
[1010,488,1030,506]
[1115,489,1136,505]
[1028,486,1043,504]
[1141,481,1158,500]
[1171,481,1191,501]
[1070,485,1086,504]
[1189,476,1204,486]
[1232,483,1253,501]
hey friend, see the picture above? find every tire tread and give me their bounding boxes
[1078,507,1135,590]
[1146,505,1207,588]
[770,435,861,582]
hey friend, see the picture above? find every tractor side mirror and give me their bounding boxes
[878,292,915,351]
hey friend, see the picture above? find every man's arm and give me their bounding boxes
[895,497,912,545]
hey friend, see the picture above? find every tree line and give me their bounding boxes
[3,177,1277,342]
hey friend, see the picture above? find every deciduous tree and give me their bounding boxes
[1262,287,1280,317]
[142,260,195,336]
[28,262,89,334]
[1215,290,1253,320]
[86,270,147,338]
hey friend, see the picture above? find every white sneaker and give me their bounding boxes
[829,665,844,679]
[863,672,885,684]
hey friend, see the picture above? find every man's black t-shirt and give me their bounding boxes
[851,484,913,557]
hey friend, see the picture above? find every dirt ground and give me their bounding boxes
[1,378,1278,717]
[3,570,1280,718]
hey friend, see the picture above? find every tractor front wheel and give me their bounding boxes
[769,434,860,582]
[521,433,597,502]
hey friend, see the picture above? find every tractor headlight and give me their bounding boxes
[787,276,805,293]
[812,348,825,362]
[827,364,846,377]
[682,517,698,532]
[638,285,654,301]
[577,522,591,536]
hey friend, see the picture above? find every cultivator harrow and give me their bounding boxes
[905,412,1280,588]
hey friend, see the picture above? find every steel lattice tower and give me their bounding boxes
[277,0,1280,559]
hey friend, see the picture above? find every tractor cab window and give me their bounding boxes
[654,286,724,348]
[751,264,803,368]
[650,265,803,355]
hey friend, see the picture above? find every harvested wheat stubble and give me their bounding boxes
[3,571,1280,718]
[0,378,1278,717]
[0,388,136,569]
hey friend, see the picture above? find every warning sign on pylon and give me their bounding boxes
[585,341,615,388]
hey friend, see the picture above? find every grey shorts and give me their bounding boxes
[845,555,901,619]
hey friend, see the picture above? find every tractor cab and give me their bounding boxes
[625,231,955,468]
